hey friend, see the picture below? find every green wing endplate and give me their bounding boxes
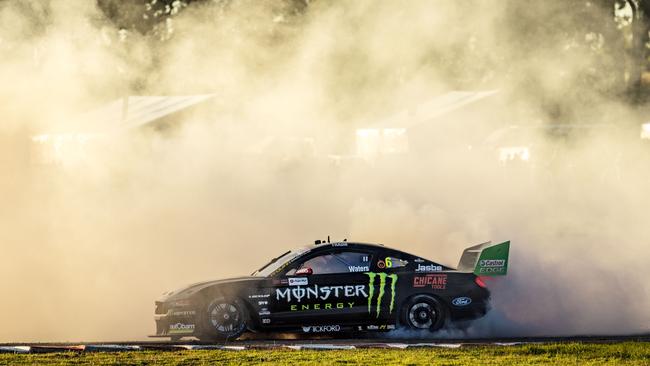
[473,241,509,276]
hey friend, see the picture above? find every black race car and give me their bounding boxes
[152,240,510,341]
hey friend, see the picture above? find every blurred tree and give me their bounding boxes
[97,0,193,40]
[497,0,646,120]
[96,0,308,39]
[617,0,650,100]
[90,0,650,110]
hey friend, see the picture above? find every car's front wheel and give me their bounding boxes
[400,295,447,332]
[198,296,248,341]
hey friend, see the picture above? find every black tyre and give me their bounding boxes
[198,296,248,341]
[400,295,447,332]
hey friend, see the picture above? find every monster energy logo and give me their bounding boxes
[365,272,397,318]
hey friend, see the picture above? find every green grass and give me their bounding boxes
[0,342,648,365]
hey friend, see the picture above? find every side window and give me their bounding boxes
[376,255,409,270]
[291,251,371,275]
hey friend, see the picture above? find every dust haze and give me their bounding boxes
[1,0,649,341]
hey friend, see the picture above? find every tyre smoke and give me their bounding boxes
[0,0,648,341]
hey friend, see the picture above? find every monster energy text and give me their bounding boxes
[365,272,398,317]
[276,285,367,302]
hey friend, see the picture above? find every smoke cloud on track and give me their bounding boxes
[0,0,648,341]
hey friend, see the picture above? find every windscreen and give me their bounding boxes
[252,247,310,277]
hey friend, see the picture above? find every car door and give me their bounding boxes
[267,248,375,327]
[367,250,412,324]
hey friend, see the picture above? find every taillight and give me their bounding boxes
[475,276,488,288]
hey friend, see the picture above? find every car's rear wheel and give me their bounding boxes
[400,295,446,332]
[198,296,248,341]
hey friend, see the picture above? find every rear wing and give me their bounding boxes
[456,241,510,276]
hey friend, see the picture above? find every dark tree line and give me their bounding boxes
[94,1,650,103]
[5,0,650,119]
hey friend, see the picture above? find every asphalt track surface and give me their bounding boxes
[1,334,649,353]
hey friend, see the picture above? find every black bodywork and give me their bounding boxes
[153,242,490,340]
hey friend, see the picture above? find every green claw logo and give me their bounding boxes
[365,272,398,318]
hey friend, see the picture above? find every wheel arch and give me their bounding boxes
[398,292,448,314]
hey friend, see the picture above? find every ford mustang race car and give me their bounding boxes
[152,240,510,341]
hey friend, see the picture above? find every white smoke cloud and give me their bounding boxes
[0,0,648,342]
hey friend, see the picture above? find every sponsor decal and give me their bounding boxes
[275,285,368,302]
[478,267,506,274]
[288,277,309,286]
[365,272,398,318]
[477,259,507,274]
[451,297,472,307]
[479,259,505,267]
[170,310,196,317]
[168,323,195,334]
[262,318,271,324]
[378,257,408,269]
[290,302,354,311]
[248,294,270,299]
[275,274,398,315]
[302,325,341,333]
[473,241,509,276]
[415,263,442,272]
[276,284,370,312]
[171,299,192,307]
[348,265,369,272]
[377,257,393,268]
[413,274,447,290]
[365,324,395,331]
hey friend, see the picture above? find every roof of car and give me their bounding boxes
[297,241,449,268]
[307,241,389,250]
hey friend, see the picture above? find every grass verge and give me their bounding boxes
[0,342,648,365]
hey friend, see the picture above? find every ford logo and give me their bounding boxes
[451,297,472,306]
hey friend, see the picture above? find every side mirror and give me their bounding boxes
[295,267,313,276]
